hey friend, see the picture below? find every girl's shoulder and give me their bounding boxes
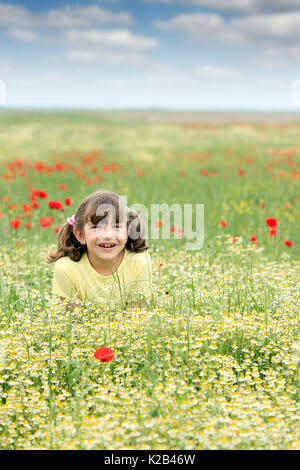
[54,255,79,267]
[125,249,152,267]
[53,254,83,275]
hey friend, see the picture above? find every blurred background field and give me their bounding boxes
[0,110,299,258]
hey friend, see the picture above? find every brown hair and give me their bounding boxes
[46,189,148,263]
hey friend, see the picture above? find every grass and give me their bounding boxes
[0,111,299,449]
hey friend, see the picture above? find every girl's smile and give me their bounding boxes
[98,243,117,249]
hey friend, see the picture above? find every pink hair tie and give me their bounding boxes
[67,214,76,226]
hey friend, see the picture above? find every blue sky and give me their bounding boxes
[1,0,300,109]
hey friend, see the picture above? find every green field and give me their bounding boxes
[0,111,299,449]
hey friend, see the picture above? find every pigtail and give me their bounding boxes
[125,209,148,253]
[46,221,86,263]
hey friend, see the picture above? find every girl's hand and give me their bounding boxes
[59,296,81,313]
[125,299,145,309]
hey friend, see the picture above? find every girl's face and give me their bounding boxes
[74,214,128,263]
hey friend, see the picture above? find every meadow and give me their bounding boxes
[0,111,299,450]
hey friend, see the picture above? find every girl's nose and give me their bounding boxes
[101,224,114,238]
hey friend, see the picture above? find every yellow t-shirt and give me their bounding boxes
[52,249,152,308]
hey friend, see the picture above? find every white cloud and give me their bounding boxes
[59,29,158,65]
[142,0,300,14]
[196,65,241,79]
[265,46,300,57]
[9,28,39,42]
[44,6,133,28]
[143,0,254,12]
[227,12,300,43]
[64,29,158,50]
[155,12,225,39]
[0,3,133,28]
[155,11,300,46]
[65,49,146,64]
[0,3,33,27]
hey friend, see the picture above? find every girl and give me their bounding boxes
[47,190,152,311]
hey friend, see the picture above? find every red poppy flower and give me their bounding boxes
[40,216,54,228]
[94,347,114,362]
[169,226,183,237]
[250,235,258,244]
[237,169,244,176]
[220,220,227,227]
[31,202,39,209]
[269,229,277,236]
[35,162,45,172]
[58,183,67,190]
[260,203,266,209]
[54,162,64,171]
[109,163,118,173]
[49,201,65,210]
[10,219,20,229]
[65,197,72,206]
[180,170,186,178]
[54,227,60,233]
[40,219,50,228]
[284,240,293,247]
[0,212,2,219]
[24,222,31,230]
[2,173,13,179]
[266,218,277,228]
[155,220,163,227]
[135,169,145,178]
[22,203,31,212]
[32,190,48,199]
